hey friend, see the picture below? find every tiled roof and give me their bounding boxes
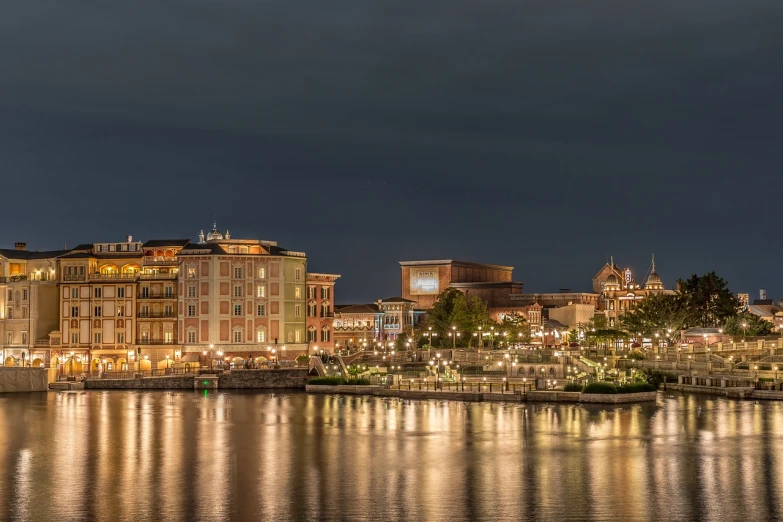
[381,297,416,303]
[0,249,72,260]
[179,243,226,254]
[335,304,380,314]
[142,239,190,248]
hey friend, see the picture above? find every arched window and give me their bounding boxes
[528,367,535,375]
[321,327,330,342]
[256,328,266,343]
[321,302,331,317]
[308,327,317,342]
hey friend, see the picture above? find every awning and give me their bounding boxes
[181,353,200,362]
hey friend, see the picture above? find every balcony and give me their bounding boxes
[89,273,139,281]
[62,275,86,282]
[138,293,176,300]
[139,272,177,280]
[383,324,401,330]
[0,275,28,283]
[138,313,176,319]
[143,256,179,266]
[136,338,176,345]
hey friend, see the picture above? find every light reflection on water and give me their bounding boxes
[1,391,783,521]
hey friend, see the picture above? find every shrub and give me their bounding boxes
[628,350,645,360]
[582,382,618,394]
[616,382,656,393]
[295,354,310,366]
[308,377,346,386]
[563,383,583,392]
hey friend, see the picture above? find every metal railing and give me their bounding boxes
[393,380,535,394]
[138,293,175,299]
[138,313,176,319]
[135,339,176,345]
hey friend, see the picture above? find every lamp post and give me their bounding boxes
[425,327,437,360]
[449,325,459,350]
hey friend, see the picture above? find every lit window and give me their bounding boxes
[256,285,266,298]
[257,267,266,279]
[256,330,266,343]
[187,267,196,278]
[295,287,301,299]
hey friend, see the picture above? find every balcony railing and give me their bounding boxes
[138,313,176,319]
[0,275,28,283]
[89,273,139,281]
[383,324,401,330]
[136,338,176,345]
[139,272,177,280]
[62,275,86,282]
[138,293,176,300]
[143,256,179,266]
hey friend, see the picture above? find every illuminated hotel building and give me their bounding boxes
[178,224,309,365]
[306,273,340,351]
[0,243,64,367]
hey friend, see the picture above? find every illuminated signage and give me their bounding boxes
[624,269,632,285]
[410,269,439,295]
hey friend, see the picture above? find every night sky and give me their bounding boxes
[1,1,782,303]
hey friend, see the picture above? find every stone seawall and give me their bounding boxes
[85,376,193,390]
[578,391,658,403]
[305,386,654,404]
[219,369,309,389]
[83,369,309,390]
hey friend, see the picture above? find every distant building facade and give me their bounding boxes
[400,259,523,310]
[306,273,340,351]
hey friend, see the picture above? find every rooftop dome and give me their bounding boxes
[645,254,662,288]
[206,222,224,241]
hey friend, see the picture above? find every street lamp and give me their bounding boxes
[449,325,460,350]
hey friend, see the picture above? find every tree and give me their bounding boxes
[620,293,694,337]
[496,312,528,346]
[425,288,491,347]
[723,312,774,338]
[677,272,737,327]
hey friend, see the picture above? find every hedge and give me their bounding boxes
[582,382,618,394]
[563,383,584,392]
[582,382,656,394]
[308,377,373,386]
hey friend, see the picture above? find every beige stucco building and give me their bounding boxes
[0,243,64,367]
[178,224,308,365]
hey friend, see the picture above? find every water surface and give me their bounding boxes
[0,391,781,521]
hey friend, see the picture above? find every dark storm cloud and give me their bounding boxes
[1,0,782,301]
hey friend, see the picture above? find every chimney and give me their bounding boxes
[14,242,27,251]
[761,288,767,300]
[126,235,133,243]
